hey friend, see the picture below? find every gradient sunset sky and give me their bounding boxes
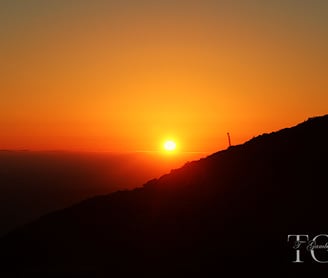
[1,0,327,153]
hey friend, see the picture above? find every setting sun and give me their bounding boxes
[163,140,177,152]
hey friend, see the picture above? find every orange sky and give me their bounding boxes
[1,1,327,153]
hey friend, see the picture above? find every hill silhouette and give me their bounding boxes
[1,115,328,277]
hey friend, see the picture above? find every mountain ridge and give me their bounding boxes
[1,114,328,277]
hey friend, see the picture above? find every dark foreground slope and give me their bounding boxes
[1,115,328,277]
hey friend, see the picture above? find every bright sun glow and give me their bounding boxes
[163,140,176,152]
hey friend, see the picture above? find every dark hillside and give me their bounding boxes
[1,115,328,277]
